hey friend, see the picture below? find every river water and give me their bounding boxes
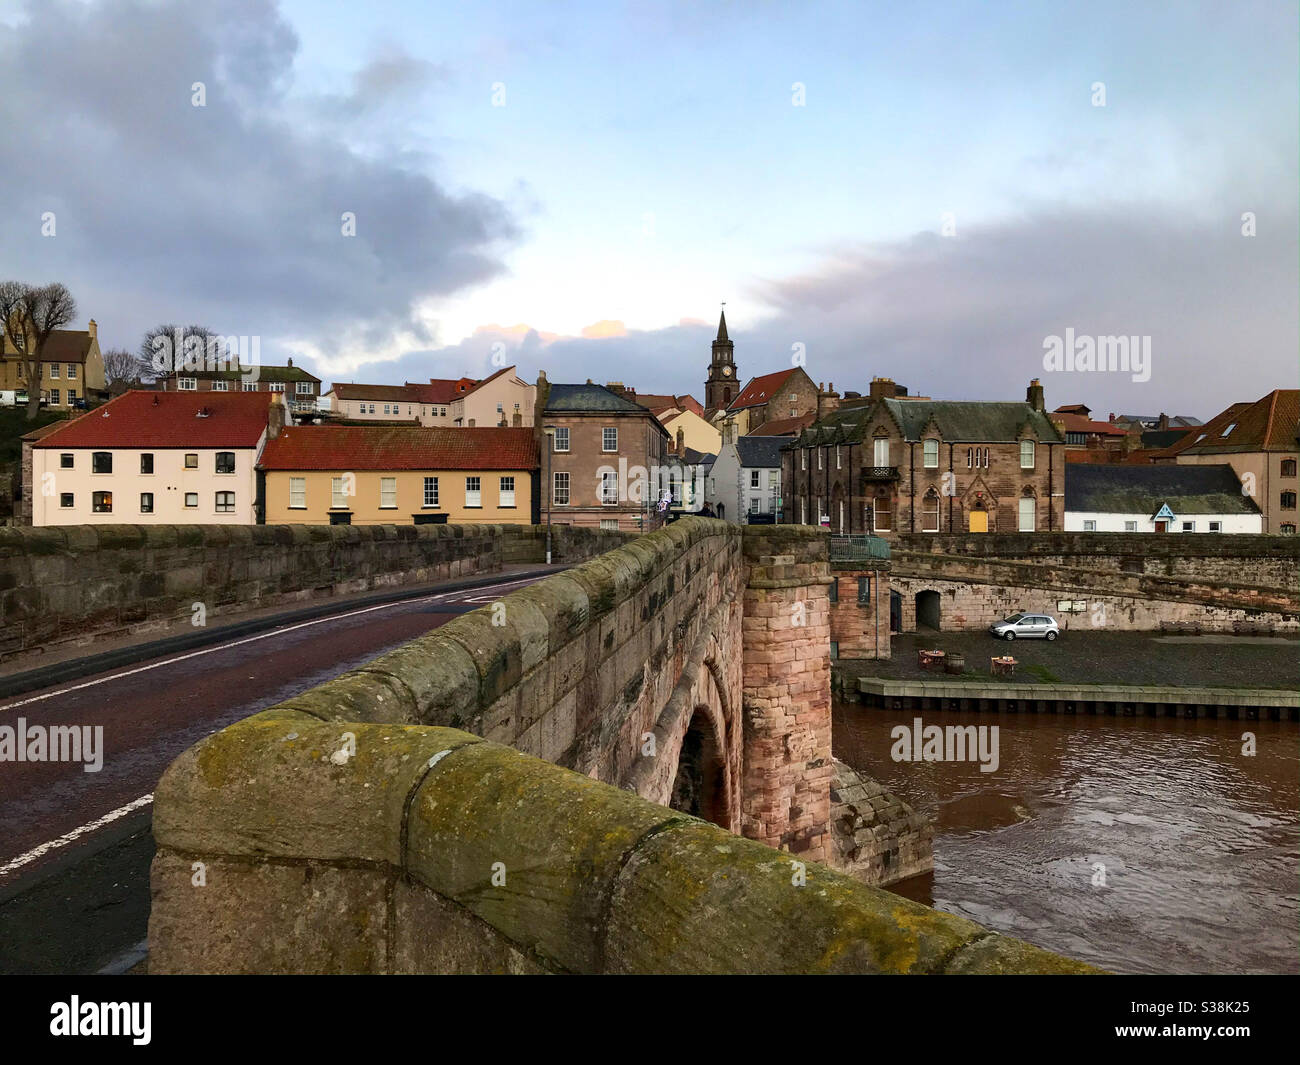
[832,702,1299,975]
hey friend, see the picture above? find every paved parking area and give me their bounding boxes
[838,630,1300,690]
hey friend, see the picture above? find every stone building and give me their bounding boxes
[321,379,473,424]
[782,379,1066,536]
[0,319,107,409]
[534,374,671,531]
[156,357,322,415]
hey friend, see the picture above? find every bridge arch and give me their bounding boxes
[669,705,731,828]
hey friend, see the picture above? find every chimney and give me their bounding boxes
[287,357,293,368]
[512,411,522,427]
[87,319,97,340]
[1026,378,1045,412]
[869,377,898,401]
[676,427,685,456]
[1157,412,1169,430]
[817,381,841,420]
[268,393,287,438]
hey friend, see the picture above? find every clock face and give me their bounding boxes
[722,366,731,376]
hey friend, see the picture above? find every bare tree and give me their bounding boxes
[0,281,78,420]
[102,347,149,394]
[139,323,219,385]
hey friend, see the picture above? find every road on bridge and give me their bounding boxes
[0,572,550,975]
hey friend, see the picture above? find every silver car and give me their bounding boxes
[989,612,1060,641]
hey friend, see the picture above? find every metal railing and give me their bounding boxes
[829,534,891,561]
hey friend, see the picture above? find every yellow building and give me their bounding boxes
[1,318,106,408]
[259,425,538,525]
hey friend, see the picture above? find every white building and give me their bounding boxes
[707,436,785,523]
[1065,463,1262,533]
[31,390,281,526]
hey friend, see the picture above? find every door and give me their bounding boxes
[1155,520,1167,532]
[969,509,988,533]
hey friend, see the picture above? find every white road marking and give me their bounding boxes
[0,793,154,879]
[1,574,543,714]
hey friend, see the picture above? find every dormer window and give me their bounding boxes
[1020,440,1036,469]
[1222,423,1236,436]
[923,438,939,468]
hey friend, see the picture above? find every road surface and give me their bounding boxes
[0,572,549,974]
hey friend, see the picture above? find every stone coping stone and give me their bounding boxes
[857,677,1300,707]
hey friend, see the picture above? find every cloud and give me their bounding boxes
[0,0,517,360]
[580,319,626,339]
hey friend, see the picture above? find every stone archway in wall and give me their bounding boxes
[916,589,941,630]
[669,706,730,828]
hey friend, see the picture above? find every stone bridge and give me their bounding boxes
[141,518,1093,974]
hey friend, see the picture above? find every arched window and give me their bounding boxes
[1018,487,1037,532]
[922,487,940,532]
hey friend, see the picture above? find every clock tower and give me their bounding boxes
[705,306,737,415]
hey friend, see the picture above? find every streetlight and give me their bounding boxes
[543,425,558,564]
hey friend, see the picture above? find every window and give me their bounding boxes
[801,450,807,470]
[873,438,889,467]
[92,452,112,474]
[178,377,196,390]
[48,363,59,379]
[296,381,312,394]
[268,382,285,393]
[383,404,391,415]
[67,390,77,403]
[466,476,482,507]
[553,472,570,506]
[857,577,871,604]
[139,492,154,514]
[215,452,235,474]
[836,446,842,470]
[817,449,823,469]
[1018,495,1036,532]
[1083,520,1097,531]
[873,497,891,532]
[243,381,260,391]
[423,477,439,507]
[600,518,619,531]
[92,491,112,513]
[553,427,570,452]
[60,493,73,508]
[1020,440,1036,469]
[289,477,306,509]
[600,471,618,505]
[1182,521,1195,532]
[1281,459,1297,477]
[1124,520,1137,532]
[1281,524,1296,535]
[750,498,761,514]
[49,389,60,405]
[215,491,235,513]
[60,453,73,469]
[750,471,761,489]
[380,477,397,509]
[499,476,515,507]
[1281,492,1297,510]
[827,579,838,604]
[1209,521,1222,532]
[210,379,229,391]
[1221,422,1236,436]
[830,641,839,660]
[602,427,618,452]
[922,489,940,532]
[66,364,77,380]
[331,477,349,509]
[923,439,939,468]
[184,492,198,508]
[184,453,198,469]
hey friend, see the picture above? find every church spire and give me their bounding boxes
[716,305,728,343]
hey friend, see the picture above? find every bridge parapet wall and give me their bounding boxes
[148,711,1097,974]
[0,521,631,657]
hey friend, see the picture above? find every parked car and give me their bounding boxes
[989,612,1060,641]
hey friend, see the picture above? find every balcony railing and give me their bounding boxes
[829,534,891,561]
[860,466,900,481]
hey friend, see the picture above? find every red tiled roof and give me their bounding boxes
[33,390,272,449]
[1162,391,1299,456]
[746,413,816,436]
[727,369,797,412]
[259,425,538,471]
[1053,412,1127,436]
[330,383,422,403]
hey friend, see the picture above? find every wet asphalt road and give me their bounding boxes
[0,574,546,974]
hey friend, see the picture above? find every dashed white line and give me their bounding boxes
[0,793,154,879]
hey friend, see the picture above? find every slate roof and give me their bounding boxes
[1065,463,1261,515]
[34,390,272,449]
[187,363,320,383]
[545,382,651,413]
[259,426,538,471]
[790,398,1064,448]
[40,330,96,363]
[736,436,788,468]
[1140,428,1196,450]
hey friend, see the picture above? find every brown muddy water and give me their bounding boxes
[833,702,1299,975]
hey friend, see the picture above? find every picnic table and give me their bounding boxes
[918,649,946,671]
[991,656,1018,677]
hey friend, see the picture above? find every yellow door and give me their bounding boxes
[969,510,988,533]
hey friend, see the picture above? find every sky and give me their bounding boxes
[0,0,1296,418]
